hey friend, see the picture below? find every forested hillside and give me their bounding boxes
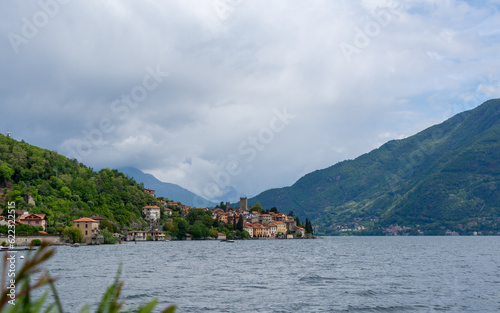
[250,99,500,235]
[0,134,159,232]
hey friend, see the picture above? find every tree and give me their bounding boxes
[209,229,219,238]
[187,224,202,239]
[252,202,263,213]
[288,211,294,217]
[186,209,206,225]
[63,226,83,243]
[305,218,313,234]
[174,217,188,240]
[236,214,244,231]
[270,207,278,213]
[0,165,14,185]
[203,214,213,228]
[100,219,117,233]
[220,201,226,211]
[164,221,175,233]
[100,228,118,244]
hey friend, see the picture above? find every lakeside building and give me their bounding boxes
[73,217,99,244]
[127,230,147,241]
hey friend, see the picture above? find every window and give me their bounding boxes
[86,224,88,228]
[85,230,88,235]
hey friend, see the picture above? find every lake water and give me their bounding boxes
[23,237,500,312]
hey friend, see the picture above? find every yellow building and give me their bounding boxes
[72,217,99,244]
[253,223,270,237]
[274,221,287,235]
[147,228,166,241]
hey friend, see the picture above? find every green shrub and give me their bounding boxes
[31,239,43,246]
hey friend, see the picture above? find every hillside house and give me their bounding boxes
[142,206,161,221]
[19,213,47,231]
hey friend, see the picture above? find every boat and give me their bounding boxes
[71,243,80,247]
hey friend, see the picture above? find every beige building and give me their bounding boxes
[243,223,254,238]
[267,222,278,237]
[142,206,161,221]
[259,214,272,225]
[73,217,99,244]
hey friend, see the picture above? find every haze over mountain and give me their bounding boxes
[248,99,500,235]
[118,167,216,207]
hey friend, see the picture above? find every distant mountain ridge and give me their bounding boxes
[248,99,500,235]
[118,167,216,207]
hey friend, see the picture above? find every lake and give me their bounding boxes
[23,237,500,312]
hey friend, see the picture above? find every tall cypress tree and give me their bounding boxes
[237,214,244,231]
[305,218,313,234]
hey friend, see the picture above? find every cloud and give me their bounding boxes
[1,0,500,202]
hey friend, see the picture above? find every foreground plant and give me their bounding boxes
[0,243,176,313]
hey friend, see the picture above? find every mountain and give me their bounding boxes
[248,99,500,235]
[118,167,216,207]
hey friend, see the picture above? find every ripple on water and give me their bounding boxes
[40,237,500,313]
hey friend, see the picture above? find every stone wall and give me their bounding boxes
[0,234,64,246]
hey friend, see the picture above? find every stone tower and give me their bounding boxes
[240,197,248,211]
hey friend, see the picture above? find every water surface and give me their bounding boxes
[24,237,500,312]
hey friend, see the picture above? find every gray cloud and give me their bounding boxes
[1,0,500,202]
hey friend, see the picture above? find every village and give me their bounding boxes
[1,188,314,246]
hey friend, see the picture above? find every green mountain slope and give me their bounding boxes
[0,135,159,230]
[249,99,500,235]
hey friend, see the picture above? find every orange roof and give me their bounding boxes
[142,206,161,209]
[20,213,46,220]
[73,217,98,223]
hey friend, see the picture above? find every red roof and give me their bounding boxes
[73,217,98,222]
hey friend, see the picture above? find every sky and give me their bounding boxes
[1,0,500,203]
